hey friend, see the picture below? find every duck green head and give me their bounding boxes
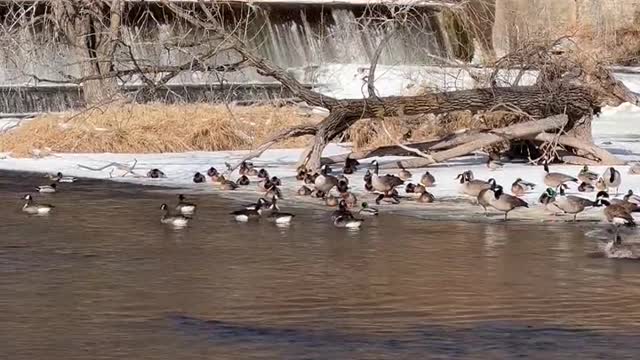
[545,187,556,197]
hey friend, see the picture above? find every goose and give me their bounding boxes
[237,175,250,186]
[336,178,349,194]
[601,199,636,239]
[193,172,206,183]
[207,167,220,182]
[486,157,504,171]
[417,190,435,203]
[243,198,270,211]
[343,157,359,174]
[487,185,529,220]
[420,171,436,187]
[538,188,563,215]
[369,160,404,195]
[604,236,640,259]
[358,202,379,216]
[552,189,608,221]
[36,183,57,193]
[147,169,166,179]
[22,194,53,215]
[265,185,283,200]
[543,163,577,189]
[578,165,599,184]
[175,194,196,215]
[628,163,640,175]
[602,167,622,194]
[304,172,318,185]
[477,185,496,216]
[596,177,607,192]
[314,165,339,193]
[297,185,312,196]
[511,179,527,196]
[230,202,263,222]
[578,182,595,192]
[364,181,374,193]
[608,196,640,213]
[160,204,189,228]
[47,172,77,183]
[456,172,496,197]
[325,194,339,207]
[623,190,640,205]
[397,162,412,181]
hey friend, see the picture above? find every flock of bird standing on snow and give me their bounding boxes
[19,157,640,258]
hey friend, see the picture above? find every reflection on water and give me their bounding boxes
[2,171,640,359]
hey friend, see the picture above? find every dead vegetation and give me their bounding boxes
[0,104,321,156]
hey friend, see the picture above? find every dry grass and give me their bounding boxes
[0,103,321,156]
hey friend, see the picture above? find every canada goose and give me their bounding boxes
[331,200,364,228]
[578,165,599,184]
[603,167,622,194]
[608,197,640,213]
[596,177,607,192]
[243,198,270,211]
[160,204,189,228]
[336,178,349,194]
[623,190,640,205]
[207,167,220,182]
[628,163,640,175]
[486,157,504,171]
[578,182,595,192]
[358,202,379,216]
[296,168,307,181]
[543,163,577,189]
[553,190,608,221]
[325,194,339,207]
[47,172,77,183]
[36,183,57,193]
[22,194,53,215]
[341,191,358,208]
[370,160,404,195]
[538,188,563,215]
[230,202,263,222]
[147,169,166,179]
[456,172,495,197]
[314,165,339,193]
[397,162,412,181]
[257,169,269,179]
[420,171,436,187]
[175,194,196,215]
[417,190,435,203]
[477,184,497,216]
[601,199,636,239]
[193,172,206,183]
[343,157,359,174]
[364,181,374,192]
[604,236,640,259]
[297,185,312,196]
[218,176,238,190]
[487,185,528,220]
[237,175,250,186]
[304,172,318,185]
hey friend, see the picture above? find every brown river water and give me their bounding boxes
[1,171,640,359]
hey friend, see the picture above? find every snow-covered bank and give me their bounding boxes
[1,103,640,222]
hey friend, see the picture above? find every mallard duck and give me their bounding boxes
[270,176,282,187]
[487,185,528,220]
[239,161,258,176]
[147,169,166,179]
[397,162,412,181]
[314,165,339,193]
[160,204,189,228]
[486,157,504,171]
[543,163,577,189]
[304,172,318,185]
[175,194,196,215]
[578,165,599,184]
[207,167,220,182]
[628,163,640,175]
[601,199,636,239]
[36,183,57,193]
[22,194,53,215]
[370,160,404,195]
[343,157,359,174]
[237,175,250,186]
[358,202,379,216]
[218,176,238,190]
[296,168,307,181]
[538,188,563,215]
[578,181,595,192]
[341,191,358,208]
[193,172,206,183]
[46,172,77,183]
[337,178,349,194]
[623,189,640,205]
[405,183,426,194]
[257,169,269,179]
[417,190,435,203]
[258,178,273,192]
[602,167,622,194]
[604,236,640,259]
[456,172,495,197]
[596,177,607,192]
[420,171,436,187]
[553,189,608,221]
[297,185,312,196]
[325,194,339,207]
